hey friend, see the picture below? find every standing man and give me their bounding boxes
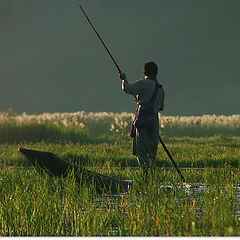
[119,61,165,181]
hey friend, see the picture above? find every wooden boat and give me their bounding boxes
[19,147,132,194]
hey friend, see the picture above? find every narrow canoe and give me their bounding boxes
[19,147,132,194]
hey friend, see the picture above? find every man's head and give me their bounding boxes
[144,61,158,79]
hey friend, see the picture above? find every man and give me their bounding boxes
[119,61,164,180]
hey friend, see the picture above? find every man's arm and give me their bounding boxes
[119,72,143,98]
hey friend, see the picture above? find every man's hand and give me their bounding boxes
[119,72,128,91]
[119,72,126,80]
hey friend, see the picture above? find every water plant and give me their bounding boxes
[0,110,240,236]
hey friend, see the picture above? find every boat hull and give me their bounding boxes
[19,147,131,194]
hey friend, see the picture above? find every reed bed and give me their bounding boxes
[0,167,239,236]
[1,110,240,139]
[0,110,240,236]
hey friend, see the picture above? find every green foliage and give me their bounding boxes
[0,111,240,236]
[1,112,240,142]
[0,168,240,236]
[0,120,97,144]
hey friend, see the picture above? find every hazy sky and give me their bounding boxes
[1,0,239,115]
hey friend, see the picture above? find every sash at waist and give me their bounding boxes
[129,105,156,139]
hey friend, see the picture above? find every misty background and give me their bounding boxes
[0,0,239,116]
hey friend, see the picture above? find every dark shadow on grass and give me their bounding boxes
[0,122,114,144]
[161,126,240,138]
[160,135,240,149]
[156,157,239,169]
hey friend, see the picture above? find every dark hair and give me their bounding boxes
[144,61,158,78]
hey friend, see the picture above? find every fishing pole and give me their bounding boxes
[77,3,122,73]
[158,135,185,181]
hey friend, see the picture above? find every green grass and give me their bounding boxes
[0,167,239,236]
[0,114,240,236]
[1,135,239,169]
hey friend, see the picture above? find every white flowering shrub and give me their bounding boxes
[159,114,240,137]
[0,110,240,141]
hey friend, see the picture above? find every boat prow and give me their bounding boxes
[19,147,132,194]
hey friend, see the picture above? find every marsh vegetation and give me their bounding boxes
[0,111,240,236]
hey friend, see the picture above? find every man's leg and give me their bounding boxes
[135,116,159,182]
[136,127,151,181]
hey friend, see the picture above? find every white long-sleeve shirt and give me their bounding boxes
[123,78,164,113]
